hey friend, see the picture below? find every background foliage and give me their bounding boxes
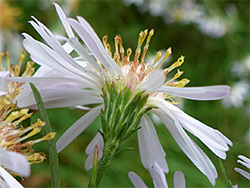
[1,0,249,187]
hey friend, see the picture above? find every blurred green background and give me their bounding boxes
[1,0,249,187]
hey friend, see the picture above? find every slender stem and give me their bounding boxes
[218,158,233,188]
[88,140,119,188]
[30,83,61,188]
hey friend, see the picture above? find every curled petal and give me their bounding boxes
[153,107,217,185]
[153,98,232,159]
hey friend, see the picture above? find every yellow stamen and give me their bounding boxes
[6,50,10,69]
[164,55,184,74]
[165,69,183,85]
[155,47,172,70]
[141,29,154,64]
[127,48,132,61]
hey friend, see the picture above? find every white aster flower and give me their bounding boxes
[0,52,55,188]
[234,155,250,180]
[129,163,185,188]
[10,3,232,185]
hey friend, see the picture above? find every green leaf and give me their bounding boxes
[30,83,61,188]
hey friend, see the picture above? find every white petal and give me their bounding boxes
[53,3,75,38]
[149,162,168,188]
[234,168,250,180]
[0,166,24,188]
[62,42,74,54]
[23,33,90,79]
[137,115,168,173]
[140,69,165,90]
[128,172,148,188]
[68,18,123,76]
[154,98,232,159]
[56,106,102,153]
[0,71,9,92]
[174,171,185,188]
[16,84,102,109]
[0,148,30,177]
[155,85,231,100]
[67,37,104,74]
[0,91,8,98]
[85,132,104,170]
[27,17,96,80]
[153,107,217,185]
[237,155,250,169]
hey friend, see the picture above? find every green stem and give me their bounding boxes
[30,83,61,188]
[88,140,119,188]
[218,158,233,188]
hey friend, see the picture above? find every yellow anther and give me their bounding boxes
[5,50,10,69]
[127,48,132,61]
[152,51,163,66]
[102,35,108,47]
[0,51,4,70]
[146,29,154,45]
[5,109,29,124]
[137,29,148,48]
[32,132,56,144]
[155,48,172,70]
[118,36,125,59]
[162,47,172,62]
[114,35,120,63]
[102,35,112,57]
[26,153,46,164]
[164,69,184,85]
[17,127,42,143]
[164,55,184,74]
[176,78,190,87]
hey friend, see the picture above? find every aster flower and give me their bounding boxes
[234,155,250,180]
[11,3,232,185]
[0,52,56,187]
[129,164,185,188]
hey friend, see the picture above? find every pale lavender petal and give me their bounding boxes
[67,37,104,74]
[0,71,9,92]
[53,3,75,38]
[0,91,8,98]
[174,171,185,188]
[27,17,95,80]
[155,85,231,100]
[128,172,148,188]
[16,85,102,109]
[0,147,30,177]
[137,115,168,173]
[0,166,24,188]
[68,18,123,76]
[23,33,91,79]
[56,106,102,153]
[155,98,232,159]
[153,107,217,185]
[238,155,250,169]
[140,69,165,90]
[234,168,250,180]
[85,132,104,170]
[149,162,168,188]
